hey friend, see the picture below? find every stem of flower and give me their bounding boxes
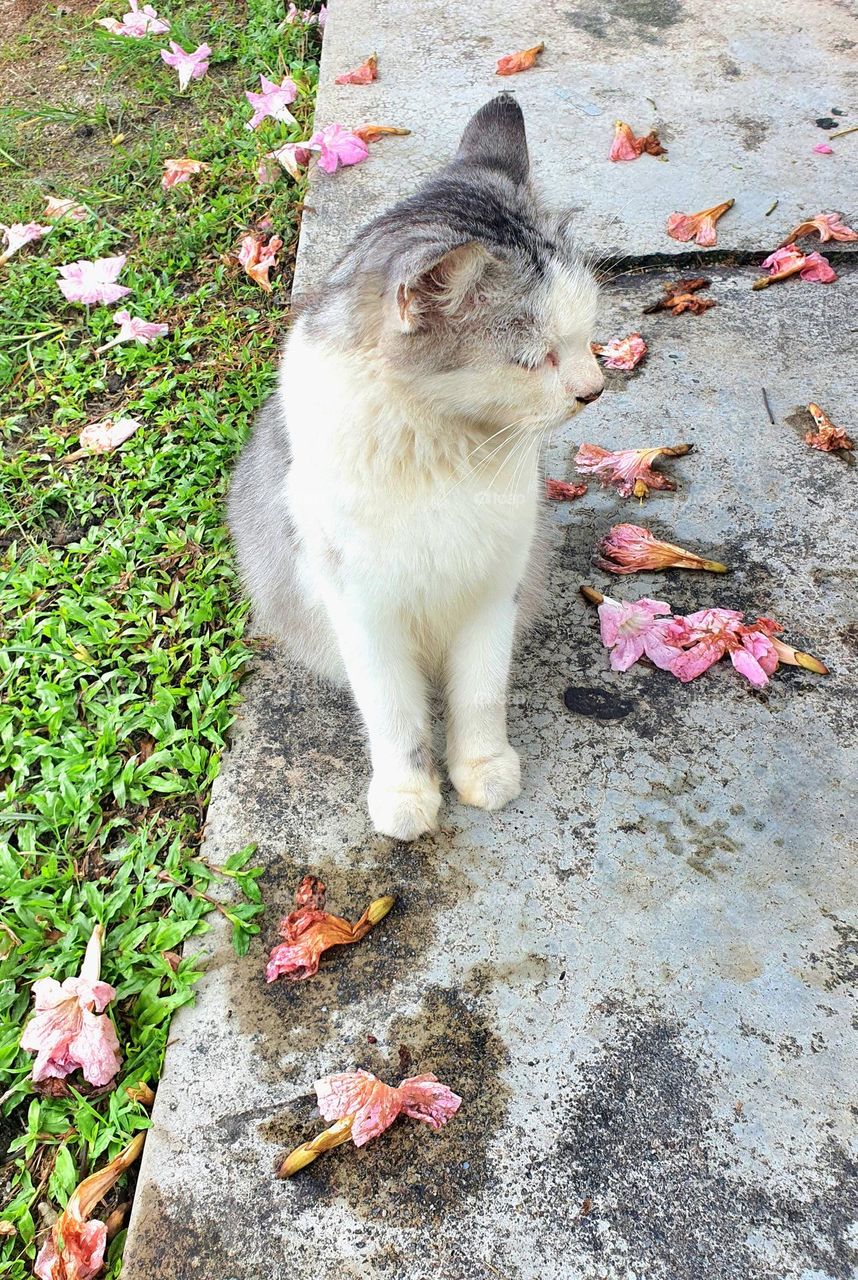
[579,585,605,606]
[828,124,858,139]
[278,1116,355,1178]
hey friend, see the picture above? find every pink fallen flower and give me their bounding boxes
[285,2,325,23]
[545,478,588,501]
[308,122,369,173]
[805,402,853,452]
[592,332,647,371]
[0,221,52,265]
[77,417,142,457]
[335,53,378,85]
[496,43,545,76]
[669,608,776,687]
[161,156,208,190]
[752,242,837,289]
[160,41,211,91]
[267,141,313,179]
[237,229,284,292]
[57,255,130,305]
[575,442,692,499]
[98,0,169,37]
[597,524,727,574]
[596,594,689,672]
[813,143,833,154]
[44,196,89,222]
[244,74,298,130]
[266,875,394,982]
[667,199,734,247]
[34,1135,144,1280]
[96,309,169,354]
[609,120,666,162]
[779,211,857,246]
[20,925,121,1087]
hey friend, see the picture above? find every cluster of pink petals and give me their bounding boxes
[237,229,283,292]
[245,74,298,130]
[667,200,734,247]
[58,255,131,305]
[575,442,689,499]
[98,0,169,37]
[670,608,780,686]
[161,156,207,190]
[160,41,211,91]
[592,332,647,371]
[286,2,326,25]
[753,243,837,289]
[813,143,833,155]
[97,309,169,352]
[310,122,369,172]
[316,1069,462,1147]
[609,120,666,162]
[0,221,52,265]
[780,211,857,245]
[20,925,121,1087]
[598,597,686,672]
[44,196,89,222]
[805,402,853,453]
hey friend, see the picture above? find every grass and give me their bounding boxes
[0,2,322,1272]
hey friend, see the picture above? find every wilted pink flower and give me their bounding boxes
[286,2,325,23]
[57,255,130,305]
[545,478,588,501]
[161,156,208,190]
[78,417,142,455]
[575,442,691,499]
[496,43,545,76]
[44,196,89,222]
[335,54,377,84]
[96,309,168,354]
[20,925,121,1087]
[266,876,394,981]
[813,143,833,154]
[609,120,666,162]
[779,211,857,246]
[805,402,853,452]
[0,221,52,265]
[308,123,369,173]
[160,41,211,91]
[597,595,689,672]
[267,141,312,179]
[34,1135,144,1280]
[592,332,647,370]
[752,242,837,289]
[597,524,727,574]
[670,608,779,687]
[244,74,298,130]
[316,1069,462,1147]
[667,200,734,247]
[98,0,169,36]
[237,230,284,292]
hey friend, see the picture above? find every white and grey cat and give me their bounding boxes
[228,94,603,841]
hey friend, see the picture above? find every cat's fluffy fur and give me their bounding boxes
[228,94,603,840]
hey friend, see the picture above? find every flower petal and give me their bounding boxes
[496,42,544,75]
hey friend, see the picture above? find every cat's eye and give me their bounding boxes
[512,350,559,371]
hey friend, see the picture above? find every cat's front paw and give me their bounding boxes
[449,745,521,812]
[368,772,441,841]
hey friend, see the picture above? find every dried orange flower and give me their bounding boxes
[805,402,853,452]
[643,277,715,316]
[496,42,544,75]
[667,200,734,247]
[266,875,395,981]
[352,123,411,143]
[335,54,378,84]
[597,524,727,574]
[546,478,588,501]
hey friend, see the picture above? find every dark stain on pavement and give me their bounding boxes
[563,0,684,43]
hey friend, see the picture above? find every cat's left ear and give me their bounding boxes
[396,241,496,333]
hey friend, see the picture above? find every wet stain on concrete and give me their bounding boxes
[563,685,634,721]
[734,115,770,151]
[532,1007,858,1279]
[259,987,511,1226]
[563,0,684,43]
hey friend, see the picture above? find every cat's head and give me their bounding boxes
[318,94,603,431]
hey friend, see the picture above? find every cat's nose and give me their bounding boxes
[576,387,603,405]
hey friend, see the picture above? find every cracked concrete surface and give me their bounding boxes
[122,1,857,1276]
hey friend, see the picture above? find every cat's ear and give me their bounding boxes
[454,93,529,186]
[396,241,495,333]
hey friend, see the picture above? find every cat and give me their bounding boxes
[228,93,603,841]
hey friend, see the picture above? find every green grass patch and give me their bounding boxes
[0,2,320,1271]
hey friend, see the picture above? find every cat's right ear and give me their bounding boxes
[454,93,529,186]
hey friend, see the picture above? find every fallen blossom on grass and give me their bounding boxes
[496,42,544,75]
[592,333,647,370]
[279,1070,461,1176]
[237,229,284,292]
[57,255,130,305]
[268,141,313,178]
[643,277,715,316]
[160,41,211,91]
[779,211,857,246]
[71,417,142,459]
[161,156,207,189]
[98,0,169,36]
[245,74,298,129]
[609,120,666,161]
[752,243,837,290]
[805,402,853,452]
[0,221,52,265]
[813,143,833,154]
[597,524,727,574]
[335,53,377,84]
[266,875,395,981]
[286,2,325,23]
[352,123,410,143]
[96,309,168,353]
[667,199,734,247]
[34,1134,145,1280]
[309,122,369,172]
[546,478,588,501]
[44,196,89,222]
[575,442,691,499]
[20,925,121,1087]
